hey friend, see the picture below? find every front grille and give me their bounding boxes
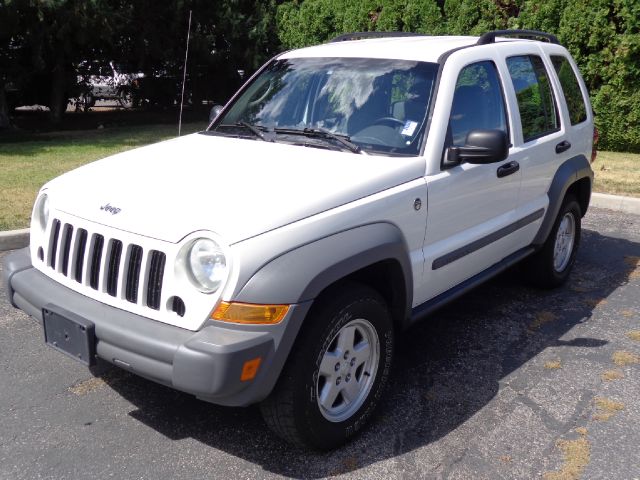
[46,219,167,312]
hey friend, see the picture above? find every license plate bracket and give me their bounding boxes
[42,305,96,366]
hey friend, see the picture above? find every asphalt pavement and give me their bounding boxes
[1,206,639,480]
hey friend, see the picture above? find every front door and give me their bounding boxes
[418,58,525,304]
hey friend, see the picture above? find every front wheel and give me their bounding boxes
[524,195,581,288]
[260,283,394,450]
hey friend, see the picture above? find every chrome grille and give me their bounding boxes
[46,219,166,311]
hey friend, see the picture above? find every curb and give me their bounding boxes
[590,193,640,215]
[0,193,638,253]
[0,228,30,252]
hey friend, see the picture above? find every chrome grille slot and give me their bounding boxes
[74,229,88,282]
[61,224,74,276]
[126,245,143,303]
[49,219,61,269]
[106,240,123,297]
[146,250,166,310]
[89,234,104,290]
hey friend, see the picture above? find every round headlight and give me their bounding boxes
[187,238,227,293]
[35,194,49,231]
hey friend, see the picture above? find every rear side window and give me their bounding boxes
[550,55,587,125]
[448,61,508,147]
[507,55,559,142]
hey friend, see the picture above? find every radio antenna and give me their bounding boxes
[178,9,192,137]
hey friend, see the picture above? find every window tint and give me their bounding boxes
[551,55,587,125]
[507,55,559,141]
[449,61,507,147]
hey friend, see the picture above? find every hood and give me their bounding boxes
[46,133,425,244]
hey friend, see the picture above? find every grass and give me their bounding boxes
[0,139,638,230]
[593,397,624,421]
[592,150,640,198]
[543,428,591,480]
[0,122,203,230]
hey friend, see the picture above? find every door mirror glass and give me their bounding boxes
[445,129,509,166]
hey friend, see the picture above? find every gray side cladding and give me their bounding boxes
[234,222,413,311]
[533,154,593,246]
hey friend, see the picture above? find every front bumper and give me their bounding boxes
[2,248,311,406]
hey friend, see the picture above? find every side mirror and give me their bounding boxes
[444,129,509,167]
[209,104,224,123]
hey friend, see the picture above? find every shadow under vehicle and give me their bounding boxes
[90,225,638,477]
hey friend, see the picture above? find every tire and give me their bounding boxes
[78,93,95,112]
[119,89,133,109]
[260,283,394,450]
[524,195,581,288]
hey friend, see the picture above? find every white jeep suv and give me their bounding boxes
[3,30,595,450]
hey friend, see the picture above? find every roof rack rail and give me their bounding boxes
[330,31,425,43]
[477,29,560,45]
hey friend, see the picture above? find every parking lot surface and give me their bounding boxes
[1,206,639,480]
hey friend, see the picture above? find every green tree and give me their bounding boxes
[276,0,443,49]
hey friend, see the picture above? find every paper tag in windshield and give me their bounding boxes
[401,120,418,136]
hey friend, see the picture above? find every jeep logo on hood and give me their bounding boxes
[100,203,121,215]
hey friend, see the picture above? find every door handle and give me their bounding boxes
[555,140,571,154]
[497,161,520,178]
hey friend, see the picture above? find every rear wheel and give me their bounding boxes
[524,195,581,288]
[119,89,133,108]
[260,283,394,450]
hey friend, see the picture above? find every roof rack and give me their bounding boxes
[477,29,560,45]
[330,31,425,43]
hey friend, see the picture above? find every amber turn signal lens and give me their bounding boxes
[240,357,262,381]
[211,301,289,324]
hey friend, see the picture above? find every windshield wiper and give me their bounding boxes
[215,122,273,142]
[273,127,361,153]
[237,121,273,142]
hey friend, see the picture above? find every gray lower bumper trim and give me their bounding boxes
[5,258,309,406]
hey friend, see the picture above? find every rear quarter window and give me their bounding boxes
[550,55,587,125]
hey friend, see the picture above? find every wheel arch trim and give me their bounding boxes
[533,154,592,246]
[233,222,413,323]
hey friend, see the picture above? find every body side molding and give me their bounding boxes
[432,208,544,270]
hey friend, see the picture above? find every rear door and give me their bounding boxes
[498,44,584,227]
[548,52,593,168]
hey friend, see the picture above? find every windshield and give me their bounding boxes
[210,57,438,155]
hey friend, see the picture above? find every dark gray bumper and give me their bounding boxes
[2,248,311,407]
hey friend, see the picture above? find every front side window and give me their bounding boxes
[507,55,559,142]
[211,57,438,155]
[550,55,587,125]
[448,60,508,147]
